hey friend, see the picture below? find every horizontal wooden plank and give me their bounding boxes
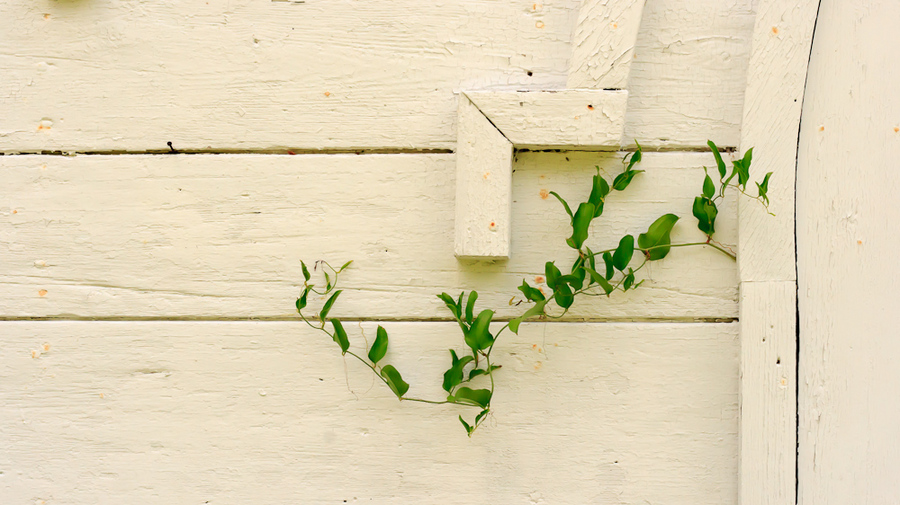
[0,152,739,319]
[0,0,754,152]
[466,90,627,148]
[0,321,738,504]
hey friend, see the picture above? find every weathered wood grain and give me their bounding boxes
[797,1,900,503]
[0,321,739,504]
[567,0,646,89]
[454,95,514,259]
[739,0,819,283]
[465,90,628,149]
[0,0,755,152]
[736,2,819,505]
[0,152,738,320]
[739,281,797,505]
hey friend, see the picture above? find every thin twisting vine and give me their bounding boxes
[296,140,772,436]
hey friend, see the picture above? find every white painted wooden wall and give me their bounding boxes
[16,0,892,503]
[797,0,900,503]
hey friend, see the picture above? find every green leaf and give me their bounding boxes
[301,260,311,282]
[442,352,474,392]
[517,280,545,302]
[295,286,310,312]
[548,191,573,220]
[469,365,501,380]
[585,246,597,272]
[464,309,495,352]
[588,172,610,217]
[324,270,332,291]
[545,262,562,290]
[637,214,680,261]
[708,141,727,179]
[692,196,718,235]
[459,415,473,435]
[603,252,614,280]
[557,274,582,291]
[475,409,489,425]
[570,256,586,290]
[331,319,350,354]
[756,171,772,205]
[613,169,643,191]
[380,365,409,398]
[437,292,460,320]
[623,270,635,291]
[464,291,478,325]
[368,325,389,364]
[509,299,548,334]
[625,141,643,171]
[553,283,575,309]
[452,387,492,408]
[319,290,342,321]
[612,235,635,271]
[733,148,753,189]
[566,202,595,250]
[584,267,614,295]
[703,169,716,199]
[509,300,548,335]
[338,260,353,272]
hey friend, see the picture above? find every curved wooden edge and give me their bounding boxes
[737,1,820,505]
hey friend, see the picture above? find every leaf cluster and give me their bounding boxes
[296,140,773,436]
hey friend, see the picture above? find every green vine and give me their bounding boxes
[296,140,771,436]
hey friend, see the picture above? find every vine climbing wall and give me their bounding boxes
[1,1,759,503]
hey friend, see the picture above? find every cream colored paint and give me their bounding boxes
[797,0,900,502]
[0,151,738,320]
[0,0,782,503]
[736,1,819,504]
[0,0,755,152]
[1,321,739,504]
[567,0,645,89]
[455,90,627,259]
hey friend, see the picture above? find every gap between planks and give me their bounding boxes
[0,316,738,323]
[0,146,735,157]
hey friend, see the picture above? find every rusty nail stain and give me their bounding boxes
[539,189,549,199]
[535,276,544,283]
[612,22,618,29]
[858,239,863,245]
[43,13,51,20]
[532,344,538,350]
[772,26,779,34]
[287,150,296,155]
[534,361,543,370]
[574,115,580,120]
[12,210,17,214]
[538,286,546,295]
[483,171,490,179]
[324,91,331,97]
[43,344,50,351]
[38,289,48,297]
[894,127,899,133]
[535,21,544,29]
[31,351,38,359]
[587,104,594,110]
[819,126,825,132]
[538,347,543,353]
[99,393,104,399]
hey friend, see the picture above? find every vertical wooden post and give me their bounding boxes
[737,1,819,504]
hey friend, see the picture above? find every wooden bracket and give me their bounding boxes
[455,0,646,260]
